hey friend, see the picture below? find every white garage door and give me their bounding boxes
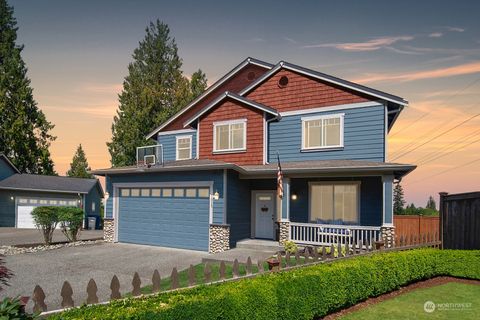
[16,198,78,229]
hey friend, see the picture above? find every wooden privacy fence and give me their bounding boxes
[440,191,480,249]
[29,233,441,316]
[394,215,439,240]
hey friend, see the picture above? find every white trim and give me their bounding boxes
[308,181,361,224]
[384,104,388,162]
[156,128,196,136]
[301,113,345,151]
[184,92,278,127]
[262,112,267,164]
[146,58,273,139]
[280,101,381,117]
[213,119,247,153]
[175,135,193,161]
[282,178,291,222]
[196,125,200,159]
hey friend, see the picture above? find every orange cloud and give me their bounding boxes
[303,35,414,51]
[354,61,480,84]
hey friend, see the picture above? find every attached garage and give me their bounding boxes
[117,185,211,251]
[16,197,79,228]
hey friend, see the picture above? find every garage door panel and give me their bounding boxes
[118,191,210,251]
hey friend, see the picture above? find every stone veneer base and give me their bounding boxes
[381,225,395,248]
[278,221,290,245]
[209,224,230,253]
[103,219,115,243]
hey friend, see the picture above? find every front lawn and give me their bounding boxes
[340,282,480,320]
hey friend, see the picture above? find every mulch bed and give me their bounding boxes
[322,276,480,319]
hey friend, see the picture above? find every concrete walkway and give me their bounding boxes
[0,228,103,246]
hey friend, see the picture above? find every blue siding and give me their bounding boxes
[268,104,385,162]
[84,184,102,229]
[105,170,224,223]
[226,170,251,247]
[157,131,197,161]
[0,158,16,181]
[118,196,209,251]
[289,177,383,227]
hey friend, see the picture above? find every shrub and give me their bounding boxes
[31,206,59,245]
[58,207,84,242]
[0,255,13,291]
[49,249,480,320]
[283,241,298,254]
[0,297,39,319]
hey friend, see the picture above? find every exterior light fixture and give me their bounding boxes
[104,192,110,200]
[10,196,14,201]
[291,194,298,201]
[212,191,220,200]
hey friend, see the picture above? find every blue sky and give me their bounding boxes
[9,0,480,205]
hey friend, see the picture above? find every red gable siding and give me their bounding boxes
[198,100,264,165]
[246,69,372,113]
[163,64,269,132]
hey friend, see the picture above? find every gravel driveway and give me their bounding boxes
[0,243,209,312]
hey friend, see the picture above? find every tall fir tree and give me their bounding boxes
[66,144,93,179]
[0,0,56,174]
[426,196,437,211]
[393,183,406,214]
[107,20,207,167]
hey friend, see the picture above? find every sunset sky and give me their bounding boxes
[9,0,480,206]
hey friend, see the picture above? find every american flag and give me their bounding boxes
[277,153,283,199]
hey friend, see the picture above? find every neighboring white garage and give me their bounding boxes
[16,197,79,228]
[117,186,211,251]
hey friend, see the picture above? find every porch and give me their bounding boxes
[227,172,397,249]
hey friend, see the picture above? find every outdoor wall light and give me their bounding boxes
[212,191,220,200]
[104,192,110,200]
[10,196,14,201]
[291,194,298,201]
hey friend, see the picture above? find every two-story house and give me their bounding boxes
[92,58,416,253]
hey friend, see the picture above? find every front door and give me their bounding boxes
[254,191,275,239]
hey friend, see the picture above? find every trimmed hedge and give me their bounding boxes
[49,249,480,320]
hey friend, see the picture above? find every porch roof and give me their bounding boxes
[91,159,415,179]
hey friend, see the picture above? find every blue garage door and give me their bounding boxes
[118,186,210,251]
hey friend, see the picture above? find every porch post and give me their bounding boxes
[381,175,395,247]
[279,177,290,245]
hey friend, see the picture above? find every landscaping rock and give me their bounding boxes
[0,240,104,256]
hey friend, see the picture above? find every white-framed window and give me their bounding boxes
[309,182,359,224]
[91,202,96,212]
[176,135,192,160]
[302,114,344,150]
[213,119,246,153]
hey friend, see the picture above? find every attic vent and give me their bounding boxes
[247,71,256,81]
[278,76,289,88]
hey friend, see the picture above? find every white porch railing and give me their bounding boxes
[289,222,382,249]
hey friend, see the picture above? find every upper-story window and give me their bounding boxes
[213,119,246,153]
[176,135,192,160]
[302,113,344,150]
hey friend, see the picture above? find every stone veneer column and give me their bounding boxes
[278,221,290,245]
[380,225,395,248]
[209,224,230,253]
[103,219,115,242]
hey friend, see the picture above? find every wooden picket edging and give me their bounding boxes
[33,234,441,316]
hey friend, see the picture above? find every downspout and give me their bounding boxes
[265,114,281,164]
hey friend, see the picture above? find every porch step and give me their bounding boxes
[235,239,282,252]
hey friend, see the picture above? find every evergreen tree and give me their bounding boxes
[107,20,207,167]
[393,183,406,214]
[66,144,93,179]
[426,196,437,211]
[0,0,56,174]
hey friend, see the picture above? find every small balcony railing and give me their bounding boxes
[136,144,163,167]
[289,222,382,249]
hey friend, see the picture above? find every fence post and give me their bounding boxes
[86,279,99,304]
[32,285,47,313]
[110,275,121,300]
[152,270,161,293]
[439,192,448,249]
[60,281,74,308]
[132,272,141,297]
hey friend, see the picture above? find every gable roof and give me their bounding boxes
[183,91,280,127]
[0,154,20,174]
[239,61,408,106]
[145,57,274,139]
[0,173,103,195]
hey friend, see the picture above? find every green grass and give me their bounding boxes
[129,256,306,295]
[340,282,480,320]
